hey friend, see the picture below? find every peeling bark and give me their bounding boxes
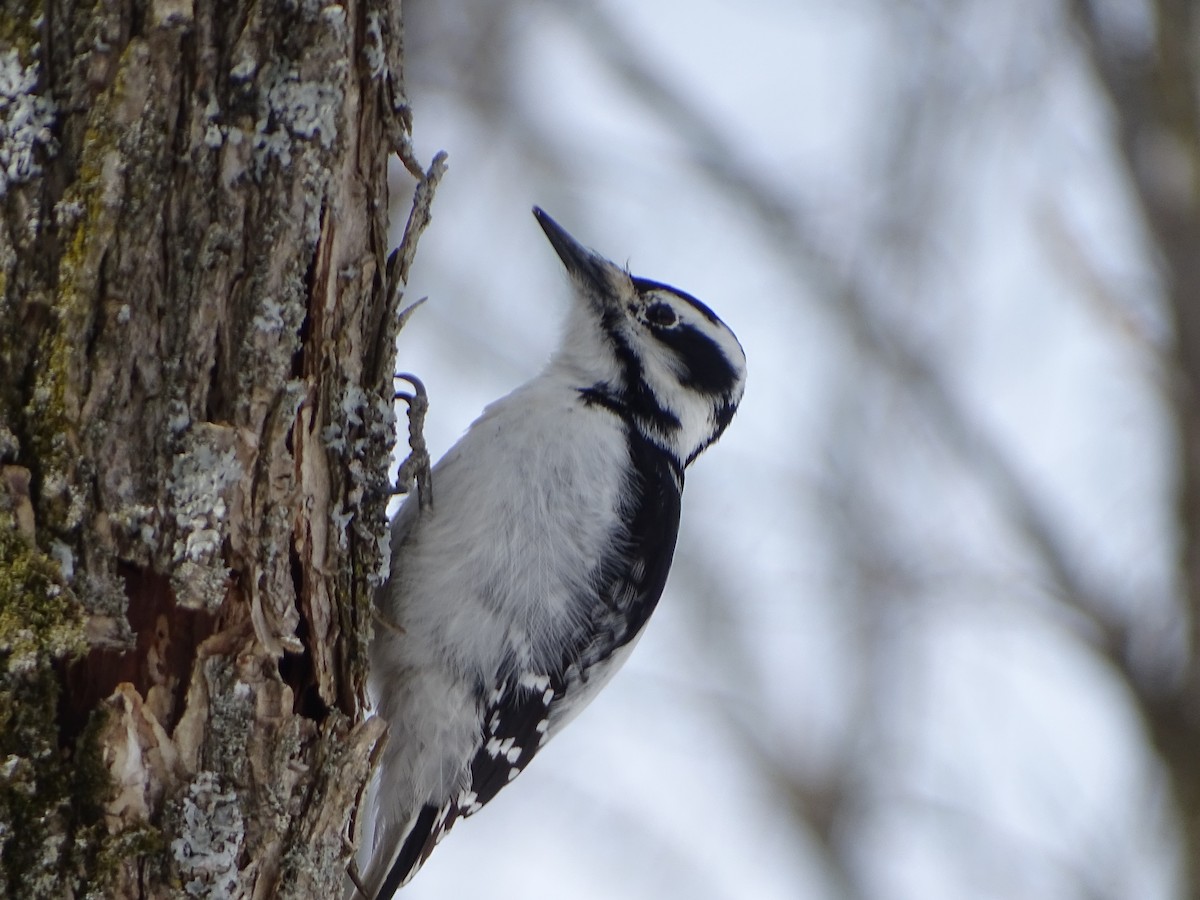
[0,0,440,895]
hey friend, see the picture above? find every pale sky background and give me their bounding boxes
[384,1,1179,898]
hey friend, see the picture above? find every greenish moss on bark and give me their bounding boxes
[23,55,128,530]
[0,517,114,898]
[0,1,44,58]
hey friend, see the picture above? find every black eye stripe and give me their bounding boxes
[652,322,739,394]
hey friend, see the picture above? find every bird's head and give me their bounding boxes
[534,207,746,466]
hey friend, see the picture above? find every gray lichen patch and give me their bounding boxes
[167,424,247,610]
[253,64,343,175]
[170,432,239,562]
[0,45,57,197]
[169,771,244,899]
[363,11,386,81]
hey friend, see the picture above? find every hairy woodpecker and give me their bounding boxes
[353,208,746,897]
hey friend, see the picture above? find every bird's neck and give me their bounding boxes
[576,383,686,480]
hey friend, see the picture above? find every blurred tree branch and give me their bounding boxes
[400,0,1192,894]
[569,0,1135,621]
[568,0,1169,891]
[1072,0,1200,891]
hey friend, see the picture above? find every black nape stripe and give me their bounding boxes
[578,385,625,417]
[578,383,682,435]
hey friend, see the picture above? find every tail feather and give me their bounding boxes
[377,802,448,896]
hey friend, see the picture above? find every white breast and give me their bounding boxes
[364,376,630,862]
[388,375,630,682]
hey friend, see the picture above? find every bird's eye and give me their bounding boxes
[646,303,677,327]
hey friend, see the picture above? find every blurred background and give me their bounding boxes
[386,1,1199,898]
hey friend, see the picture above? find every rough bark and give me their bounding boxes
[0,0,442,895]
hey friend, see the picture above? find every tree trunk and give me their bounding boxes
[0,0,442,895]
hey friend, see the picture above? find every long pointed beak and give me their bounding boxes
[532,207,613,290]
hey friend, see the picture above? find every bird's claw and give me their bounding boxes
[393,373,432,511]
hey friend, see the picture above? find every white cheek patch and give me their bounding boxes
[619,295,745,462]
